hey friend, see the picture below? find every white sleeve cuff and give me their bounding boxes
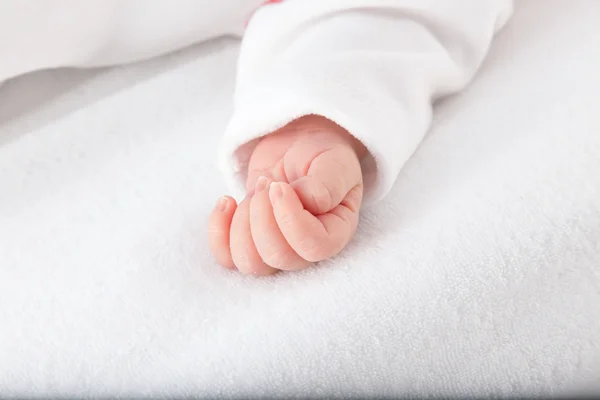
[218,0,513,206]
[217,59,423,207]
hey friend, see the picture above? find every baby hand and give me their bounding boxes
[208,115,366,275]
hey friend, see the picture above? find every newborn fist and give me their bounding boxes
[207,115,366,275]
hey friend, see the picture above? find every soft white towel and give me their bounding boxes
[0,1,599,397]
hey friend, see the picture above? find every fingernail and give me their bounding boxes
[269,182,284,201]
[255,176,269,193]
[216,196,229,212]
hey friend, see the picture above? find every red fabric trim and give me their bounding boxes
[247,0,284,26]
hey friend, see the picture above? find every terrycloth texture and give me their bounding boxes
[1,1,599,397]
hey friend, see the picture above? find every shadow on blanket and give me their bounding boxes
[0,37,236,148]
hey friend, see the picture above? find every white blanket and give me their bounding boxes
[1,0,599,397]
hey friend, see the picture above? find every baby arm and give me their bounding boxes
[208,0,514,275]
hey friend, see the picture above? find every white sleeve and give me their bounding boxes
[218,0,514,205]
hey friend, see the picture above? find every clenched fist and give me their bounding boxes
[208,115,366,276]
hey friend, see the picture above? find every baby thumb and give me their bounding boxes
[290,176,339,215]
[290,149,362,215]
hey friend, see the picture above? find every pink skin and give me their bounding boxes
[207,115,366,276]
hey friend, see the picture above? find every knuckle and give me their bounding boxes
[312,180,334,212]
[246,262,269,276]
[263,249,294,270]
[298,237,329,262]
[207,219,228,238]
[231,241,273,276]
[276,213,296,232]
[229,244,247,270]
[246,257,278,276]
[230,239,253,272]
[235,253,261,275]
[344,186,363,213]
